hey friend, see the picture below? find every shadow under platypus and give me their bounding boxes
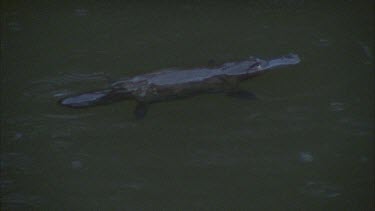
[59,54,300,119]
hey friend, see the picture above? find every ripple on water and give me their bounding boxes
[1,192,43,209]
[330,102,345,112]
[74,8,89,16]
[7,21,22,31]
[300,181,341,198]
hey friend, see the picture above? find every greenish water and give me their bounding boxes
[1,1,373,210]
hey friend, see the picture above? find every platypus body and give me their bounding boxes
[59,54,300,118]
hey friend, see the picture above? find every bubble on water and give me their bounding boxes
[360,156,368,162]
[358,41,372,63]
[299,152,314,163]
[316,38,330,47]
[14,132,23,140]
[71,160,83,169]
[0,179,13,190]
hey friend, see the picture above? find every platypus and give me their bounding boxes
[59,54,300,118]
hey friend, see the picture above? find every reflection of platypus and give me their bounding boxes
[59,54,300,118]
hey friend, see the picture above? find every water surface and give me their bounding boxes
[1,1,373,210]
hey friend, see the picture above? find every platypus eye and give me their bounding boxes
[249,62,261,69]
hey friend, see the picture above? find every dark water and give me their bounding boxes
[1,1,374,210]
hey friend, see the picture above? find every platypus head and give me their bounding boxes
[258,53,301,71]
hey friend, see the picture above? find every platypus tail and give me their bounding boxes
[58,89,132,108]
